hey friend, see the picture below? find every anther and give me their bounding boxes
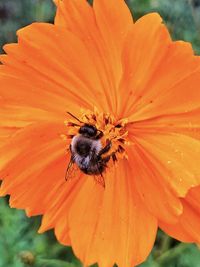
[118,145,125,153]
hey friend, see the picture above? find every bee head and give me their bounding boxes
[79,124,97,138]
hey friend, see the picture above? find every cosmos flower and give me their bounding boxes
[1,0,200,266]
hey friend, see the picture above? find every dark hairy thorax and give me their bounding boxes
[75,139,92,157]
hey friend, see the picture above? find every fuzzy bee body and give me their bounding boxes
[71,135,106,175]
[66,123,113,186]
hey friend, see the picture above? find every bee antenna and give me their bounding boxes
[67,111,83,124]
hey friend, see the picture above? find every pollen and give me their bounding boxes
[64,108,130,164]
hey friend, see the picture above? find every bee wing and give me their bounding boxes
[65,157,79,181]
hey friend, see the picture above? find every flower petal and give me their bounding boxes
[118,13,171,117]
[128,146,183,224]
[133,69,200,121]
[54,0,95,34]
[93,0,133,51]
[130,108,200,141]
[159,220,195,243]
[160,186,200,243]
[130,132,200,197]
[0,65,67,137]
[54,0,133,114]
[0,122,67,216]
[0,21,119,143]
[67,160,157,267]
[119,12,200,120]
[0,127,18,147]
[38,173,86,246]
[1,22,109,113]
[93,0,133,115]
[54,0,117,113]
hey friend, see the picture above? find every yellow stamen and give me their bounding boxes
[65,108,130,165]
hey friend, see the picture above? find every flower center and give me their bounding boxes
[64,108,130,168]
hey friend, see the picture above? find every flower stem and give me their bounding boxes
[19,251,76,267]
[159,235,172,255]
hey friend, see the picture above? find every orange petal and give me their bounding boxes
[132,69,200,121]
[0,22,96,142]
[119,13,171,117]
[159,220,195,243]
[0,21,118,143]
[130,132,200,197]
[0,104,58,128]
[130,108,200,142]
[0,63,68,135]
[54,0,94,32]
[93,0,133,52]
[8,154,66,216]
[127,40,200,120]
[128,146,183,224]
[180,186,200,243]
[68,160,157,267]
[0,122,67,216]
[54,0,116,113]
[39,172,87,246]
[0,67,69,116]
[119,11,200,120]
[0,127,19,147]
[160,186,200,243]
[54,0,133,114]
[1,23,109,111]
[93,0,133,97]
[0,72,65,143]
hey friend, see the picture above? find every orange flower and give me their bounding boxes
[1,0,200,266]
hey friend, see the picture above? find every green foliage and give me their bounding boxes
[0,198,81,267]
[0,0,55,52]
[138,244,200,267]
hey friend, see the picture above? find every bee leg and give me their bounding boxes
[95,130,104,140]
[101,154,111,164]
[102,151,117,164]
[98,140,112,156]
[112,153,117,163]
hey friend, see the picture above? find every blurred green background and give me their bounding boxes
[0,0,200,267]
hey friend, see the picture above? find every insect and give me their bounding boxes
[65,112,117,187]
